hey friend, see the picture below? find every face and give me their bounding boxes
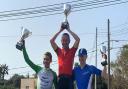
[43,55,52,68]
[79,55,87,65]
[61,35,70,48]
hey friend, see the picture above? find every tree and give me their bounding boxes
[0,64,8,80]
[0,74,25,89]
[111,44,128,89]
[8,74,25,88]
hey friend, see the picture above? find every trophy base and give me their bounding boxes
[16,42,24,51]
[62,22,68,29]
[101,61,107,66]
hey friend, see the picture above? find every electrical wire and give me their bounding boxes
[0,0,128,21]
[0,0,85,14]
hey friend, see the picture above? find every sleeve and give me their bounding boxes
[71,47,77,55]
[22,47,42,73]
[90,65,102,76]
[52,71,58,89]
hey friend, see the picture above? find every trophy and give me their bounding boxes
[16,27,32,50]
[62,4,71,29]
[100,46,107,66]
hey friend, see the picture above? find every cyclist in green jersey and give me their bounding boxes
[20,40,58,89]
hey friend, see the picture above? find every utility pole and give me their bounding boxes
[107,19,110,89]
[95,27,98,89]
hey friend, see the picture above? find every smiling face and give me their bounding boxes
[43,52,52,68]
[61,33,70,49]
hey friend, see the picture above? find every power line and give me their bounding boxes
[0,0,86,18]
[72,0,128,12]
[72,0,122,9]
[0,0,109,17]
[111,28,128,36]
[0,0,84,13]
[0,0,128,21]
[97,39,128,46]
[8,60,57,71]
[0,11,62,21]
[7,39,127,71]
[0,32,104,38]
[111,22,128,30]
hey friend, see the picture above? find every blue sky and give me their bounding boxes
[0,0,128,79]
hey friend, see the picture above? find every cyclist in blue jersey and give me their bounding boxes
[73,48,107,89]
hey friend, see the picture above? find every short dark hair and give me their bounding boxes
[62,33,70,38]
[44,52,52,59]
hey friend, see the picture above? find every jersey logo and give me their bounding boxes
[82,71,89,75]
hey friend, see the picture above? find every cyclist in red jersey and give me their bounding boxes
[50,22,80,89]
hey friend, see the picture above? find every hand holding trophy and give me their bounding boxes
[100,46,107,66]
[62,4,71,29]
[16,27,32,51]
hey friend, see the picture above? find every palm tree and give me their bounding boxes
[0,64,8,80]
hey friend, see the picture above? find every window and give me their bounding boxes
[26,86,29,89]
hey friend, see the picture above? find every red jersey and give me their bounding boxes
[55,47,77,76]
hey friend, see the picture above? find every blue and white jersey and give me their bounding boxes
[73,64,101,89]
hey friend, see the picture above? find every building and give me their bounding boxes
[20,78,36,89]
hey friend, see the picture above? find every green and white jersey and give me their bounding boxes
[37,68,54,89]
[23,47,57,89]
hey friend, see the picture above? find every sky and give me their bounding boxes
[0,0,128,79]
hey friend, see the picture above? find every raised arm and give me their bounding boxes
[50,24,64,51]
[22,41,41,73]
[101,66,107,79]
[66,22,80,48]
